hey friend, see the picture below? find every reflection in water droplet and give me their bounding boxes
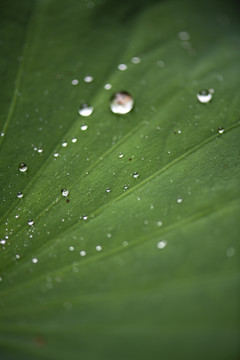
[19,163,27,172]
[71,79,79,85]
[177,197,183,203]
[32,257,38,263]
[78,104,93,117]
[157,240,167,249]
[80,250,86,256]
[81,125,88,131]
[96,245,102,251]
[178,31,190,41]
[131,56,141,64]
[218,127,224,134]
[133,172,139,179]
[118,64,127,71]
[106,188,111,193]
[104,83,112,90]
[197,90,212,103]
[84,75,94,83]
[61,189,69,197]
[62,141,68,147]
[110,92,134,114]
[28,219,34,226]
[17,192,23,199]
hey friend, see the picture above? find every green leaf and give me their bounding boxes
[0,0,240,359]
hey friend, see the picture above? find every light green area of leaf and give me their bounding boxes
[0,0,240,359]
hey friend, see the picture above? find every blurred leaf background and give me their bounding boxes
[0,0,240,359]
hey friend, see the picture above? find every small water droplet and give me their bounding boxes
[123,185,128,190]
[54,152,59,157]
[122,241,128,246]
[197,89,212,103]
[106,188,111,193]
[28,219,34,226]
[176,197,183,204]
[61,189,69,197]
[15,214,19,219]
[0,276,2,281]
[157,221,163,227]
[17,191,23,199]
[106,233,112,238]
[84,75,94,83]
[72,138,77,143]
[81,124,88,131]
[133,172,139,179]
[118,153,124,158]
[80,250,86,256]
[157,240,167,249]
[96,245,102,251]
[62,141,68,147]
[178,31,190,41]
[78,104,93,117]
[104,83,112,90]
[131,56,141,64]
[37,148,43,153]
[16,254,20,259]
[1,132,4,137]
[32,257,38,263]
[71,79,79,85]
[0,239,6,245]
[82,215,88,220]
[69,246,74,251]
[218,126,224,134]
[118,64,127,71]
[110,92,134,114]
[19,163,27,172]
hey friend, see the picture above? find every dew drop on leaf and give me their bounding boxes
[110,92,134,114]
[80,250,86,256]
[176,197,183,203]
[32,257,38,263]
[104,83,112,90]
[28,219,34,226]
[17,191,23,198]
[131,56,141,64]
[106,187,111,193]
[157,240,167,249]
[62,141,68,147]
[84,75,94,83]
[78,104,93,117]
[19,163,27,172]
[61,189,69,197]
[96,245,102,251]
[218,126,224,134]
[117,64,127,71]
[132,172,139,179]
[71,79,79,85]
[197,89,212,103]
[81,125,88,131]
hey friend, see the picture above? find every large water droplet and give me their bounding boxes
[61,189,69,197]
[19,163,27,172]
[197,90,212,103]
[110,92,134,114]
[17,191,23,199]
[78,104,93,117]
[157,240,167,249]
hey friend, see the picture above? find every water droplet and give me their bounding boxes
[226,246,235,257]
[61,189,69,197]
[157,240,167,249]
[157,221,163,227]
[176,197,183,204]
[80,250,86,256]
[28,219,34,226]
[197,90,212,103]
[218,126,224,134]
[17,191,23,199]
[1,132,4,137]
[118,64,127,71]
[72,138,77,143]
[0,239,6,245]
[54,152,59,157]
[131,56,141,64]
[107,233,112,238]
[32,257,38,263]
[81,124,88,131]
[133,172,139,179]
[0,276,2,281]
[78,104,93,117]
[15,214,19,219]
[62,141,68,147]
[69,246,74,251]
[178,31,190,41]
[19,163,27,172]
[123,185,128,190]
[16,254,20,259]
[96,245,102,251]
[84,75,94,83]
[83,215,88,220]
[110,92,134,114]
[118,153,124,158]
[37,148,43,153]
[122,241,128,246]
[104,83,112,90]
[71,79,79,85]
[106,188,111,193]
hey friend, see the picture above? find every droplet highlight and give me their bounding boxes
[110,92,134,114]
[197,89,212,104]
[157,240,167,249]
[19,163,27,172]
[78,104,93,117]
[61,189,69,197]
